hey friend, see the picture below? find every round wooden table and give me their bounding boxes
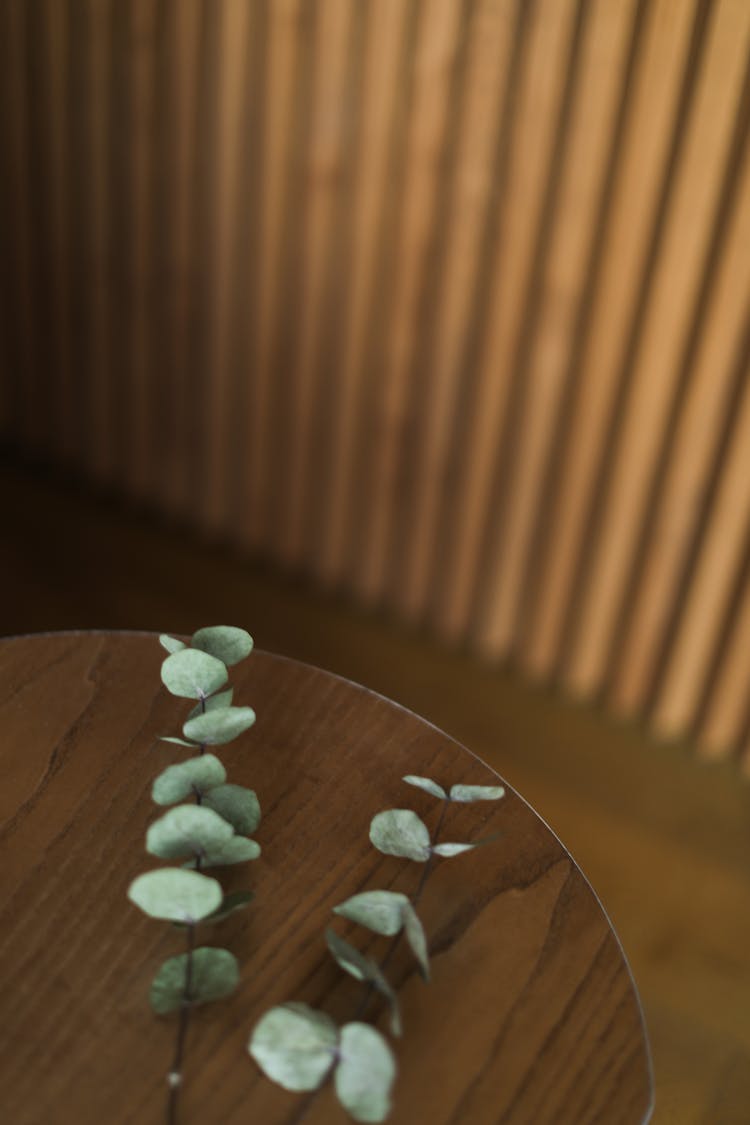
[0,632,653,1124]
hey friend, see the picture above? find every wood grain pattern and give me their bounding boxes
[2,0,750,766]
[0,633,652,1124]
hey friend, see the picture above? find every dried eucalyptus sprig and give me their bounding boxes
[249,774,505,1122]
[127,626,260,1125]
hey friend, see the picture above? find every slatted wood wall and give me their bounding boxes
[2,0,750,768]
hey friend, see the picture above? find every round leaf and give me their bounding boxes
[432,842,476,857]
[128,868,222,923]
[203,784,261,835]
[152,755,227,805]
[192,625,253,666]
[207,889,255,923]
[183,706,256,746]
[402,775,446,800]
[184,836,261,868]
[159,635,186,654]
[369,809,431,862]
[333,891,410,937]
[449,784,505,802]
[150,946,239,1014]
[146,805,234,860]
[335,1023,396,1124]
[249,1003,338,1092]
[187,688,234,721]
[161,649,228,700]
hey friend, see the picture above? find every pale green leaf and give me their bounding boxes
[326,930,401,1037]
[249,1003,338,1092]
[402,775,446,800]
[150,947,239,1014]
[369,809,431,862]
[127,868,222,923]
[206,889,254,922]
[202,784,261,835]
[335,1023,396,1124]
[146,804,233,860]
[173,889,255,928]
[192,625,253,666]
[432,842,476,857]
[152,755,227,805]
[161,649,228,700]
[333,891,410,937]
[184,836,261,867]
[187,688,234,721]
[402,902,430,980]
[159,737,198,747]
[449,784,505,803]
[183,706,256,746]
[159,635,186,654]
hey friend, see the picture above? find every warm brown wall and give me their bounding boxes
[1,0,750,767]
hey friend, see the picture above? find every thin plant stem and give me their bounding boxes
[165,697,208,1125]
[288,800,450,1125]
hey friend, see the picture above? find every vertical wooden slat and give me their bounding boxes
[610,85,750,719]
[43,0,71,465]
[388,0,516,621]
[565,0,750,697]
[432,0,575,644]
[464,0,589,654]
[4,0,35,449]
[126,0,157,499]
[520,0,699,679]
[154,0,201,516]
[354,0,464,604]
[276,0,353,565]
[243,0,302,550]
[652,346,750,740]
[315,0,411,587]
[202,0,252,533]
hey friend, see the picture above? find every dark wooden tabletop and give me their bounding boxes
[0,632,653,1125]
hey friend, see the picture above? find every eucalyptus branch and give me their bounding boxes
[127,626,261,1125]
[249,774,505,1123]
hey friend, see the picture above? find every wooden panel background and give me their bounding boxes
[1,0,749,769]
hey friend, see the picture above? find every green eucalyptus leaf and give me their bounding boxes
[184,836,261,867]
[187,688,234,721]
[159,737,198,748]
[326,930,401,1037]
[202,784,261,835]
[192,625,253,666]
[183,706,256,746]
[161,648,228,700]
[449,783,505,802]
[150,947,239,1014]
[127,868,222,922]
[402,902,430,980]
[333,891,410,937]
[159,635,186,654]
[152,755,227,805]
[402,775,446,800]
[249,1003,338,1092]
[369,809,431,862]
[173,889,255,928]
[207,889,255,922]
[146,804,234,860]
[335,1023,396,1124]
[432,842,476,857]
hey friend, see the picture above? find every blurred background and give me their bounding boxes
[1,0,749,1121]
